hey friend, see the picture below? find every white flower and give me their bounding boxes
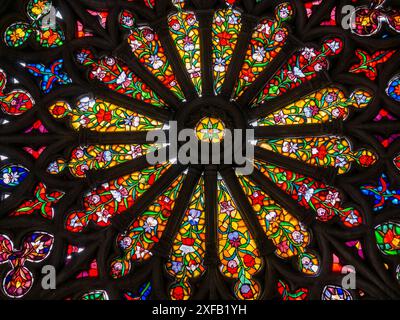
[105,57,115,66]
[353,93,367,106]
[116,71,131,88]
[149,55,163,69]
[184,41,195,51]
[282,141,298,154]
[71,216,83,228]
[257,22,271,34]
[143,217,158,233]
[214,57,226,72]
[103,150,112,162]
[274,110,288,124]
[2,172,20,184]
[293,66,306,78]
[92,67,106,80]
[187,66,201,79]
[304,106,313,118]
[302,47,317,60]
[78,96,95,111]
[228,14,239,25]
[96,209,111,224]
[279,7,291,19]
[332,108,341,118]
[120,237,132,249]
[335,156,347,168]
[215,15,225,25]
[299,185,315,202]
[187,263,199,272]
[326,191,340,206]
[130,40,142,51]
[266,211,277,222]
[252,46,266,62]
[110,190,122,202]
[134,246,151,259]
[292,231,304,244]
[345,211,358,225]
[47,161,60,174]
[301,256,319,273]
[180,244,195,255]
[127,145,142,158]
[326,40,341,53]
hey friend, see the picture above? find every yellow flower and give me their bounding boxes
[10,28,26,42]
[360,16,371,26]
[31,0,46,16]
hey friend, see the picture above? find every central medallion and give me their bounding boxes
[195,117,226,143]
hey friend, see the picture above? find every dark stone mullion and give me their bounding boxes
[111,164,187,233]
[204,165,218,268]
[248,75,332,122]
[254,121,345,139]
[113,43,184,109]
[220,14,258,100]
[0,133,73,146]
[153,166,203,258]
[203,166,221,299]
[219,167,276,257]
[80,130,154,145]
[254,146,338,185]
[254,120,343,139]
[152,16,198,102]
[197,9,214,97]
[197,165,228,300]
[249,168,315,227]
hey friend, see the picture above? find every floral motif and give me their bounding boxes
[0,69,35,116]
[252,38,343,106]
[0,232,54,298]
[4,0,64,48]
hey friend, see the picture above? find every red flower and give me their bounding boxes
[171,286,185,300]
[51,104,67,116]
[250,192,264,206]
[164,74,177,88]
[186,13,195,22]
[384,229,395,245]
[182,237,195,246]
[359,154,375,167]
[240,284,254,299]
[243,254,255,267]
[394,84,400,96]
[241,68,255,82]
[217,32,232,46]
[169,18,179,28]
[227,260,238,274]
[316,145,327,160]
[96,109,112,123]
[159,196,173,215]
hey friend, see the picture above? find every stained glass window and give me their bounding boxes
[0,0,400,302]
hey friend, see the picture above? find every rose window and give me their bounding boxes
[0,0,399,301]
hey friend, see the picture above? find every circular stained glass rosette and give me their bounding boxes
[0,0,399,301]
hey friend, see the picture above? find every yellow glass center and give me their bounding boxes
[195,117,225,143]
